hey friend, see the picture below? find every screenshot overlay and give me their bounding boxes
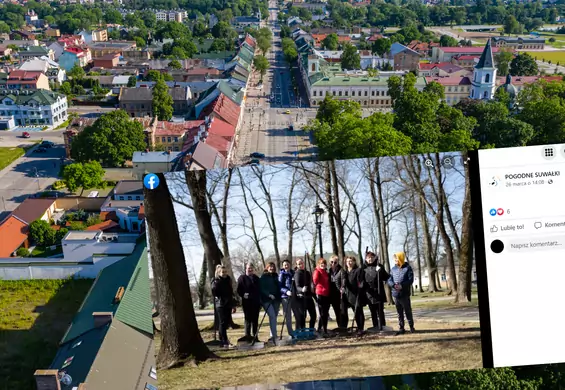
[477,144,565,368]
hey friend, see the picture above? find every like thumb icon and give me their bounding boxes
[490,225,498,233]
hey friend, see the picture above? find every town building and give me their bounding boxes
[232,15,261,31]
[491,36,545,50]
[418,62,470,78]
[118,86,192,117]
[390,43,420,72]
[19,57,66,85]
[17,46,55,62]
[432,45,505,63]
[79,29,108,44]
[58,46,92,71]
[155,10,187,22]
[132,150,182,178]
[147,119,204,152]
[470,38,497,100]
[61,231,139,262]
[88,41,136,57]
[34,237,156,390]
[92,53,121,68]
[0,90,67,128]
[0,70,51,91]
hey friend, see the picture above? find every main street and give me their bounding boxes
[234,0,316,166]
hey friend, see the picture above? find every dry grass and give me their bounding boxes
[156,314,482,390]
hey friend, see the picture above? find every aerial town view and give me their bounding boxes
[1,0,565,388]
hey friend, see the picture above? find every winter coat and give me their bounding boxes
[387,263,414,299]
[293,268,313,298]
[237,274,261,306]
[342,266,366,307]
[329,264,342,300]
[279,269,294,299]
[312,267,331,297]
[364,263,390,304]
[259,272,281,304]
[211,276,235,308]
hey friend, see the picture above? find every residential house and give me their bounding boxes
[88,41,136,57]
[183,141,227,170]
[35,238,156,390]
[18,46,55,62]
[0,90,68,128]
[58,46,92,71]
[25,9,38,24]
[425,76,473,106]
[491,36,544,50]
[359,50,393,70]
[48,42,66,60]
[432,46,506,62]
[61,230,139,262]
[93,53,120,68]
[408,40,438,58]
[147,119,204,151]
[0,198,57,257]
[99,181,146,233]
[19,57,66,85]
[44,28,61,38]
[0,39,39,48]
[122,49,151,61]
[418,62,470,77]
[10,30,36,41]
[155,9,187,22]
[0,70,50,91]
[118,86,191,117]
[0,45,13,57]
[390,43,420,72]
[452,55,481,68]
[132,150,182,178]
[232,15,261,31]
[79,29,108,44]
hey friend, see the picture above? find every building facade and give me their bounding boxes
[491,36,545,50]
[0,90,68,128]
[470,39,497,100]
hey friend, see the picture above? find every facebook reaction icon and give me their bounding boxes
[144,173,160,190]
[489,208,497,216]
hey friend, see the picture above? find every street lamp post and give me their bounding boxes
[312,204,325,259]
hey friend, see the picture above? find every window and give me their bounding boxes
[167,137,172,143]
[351,91,355,96]
[127,196,132,200]
[136,196,141,200]
[161,137,166,143]
[332,91,336,96]
[371,91,375,96]
[132,221,139,231]
[338,91,342,96]
[345,91,348,96]
[471,89,474,98]
[313,90,317,96]
[364,91,368,96]
[371,100,374,104]
[485,73,490,83]
[484,91,488,99]
[174,137,178,142]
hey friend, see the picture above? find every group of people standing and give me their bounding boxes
[211,251,416,349]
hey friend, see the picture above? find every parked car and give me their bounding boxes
[250,158,260,165]
[288,125,294,131]
[40,141,54,148]
[35,147,47,153]
[284,110,291,114]
[250,152,265,158]
[22,132,30,138]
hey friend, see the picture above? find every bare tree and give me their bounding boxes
[236,168,266,266]
[144,173,216,369]
[285,166,307,262]
[455,152,474,302]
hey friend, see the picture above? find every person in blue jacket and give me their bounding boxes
[279,258,295,336]
[387,252,415,335]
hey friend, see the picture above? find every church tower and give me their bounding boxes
[470,39,497,100]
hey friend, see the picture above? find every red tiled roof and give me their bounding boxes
[425,76,472,86]
[439,47,505,53]
[65,45,90,57]
[201,93,241,127]
[495,75,562,86]
[204,133,231,157]
[0,216,29,257]
[367,34,384,42]
[338,36,351,42]
[85,220,119,231]
[7,70,43,84]
[100,211,118,221]
[244,34,257,48]
[208,117,235,140]
[455,55,479,60]
[185,68,221,75]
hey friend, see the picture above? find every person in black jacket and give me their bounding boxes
[364,251,390,331]
[292,258,317,330]
[329,255,345,329]
[211,265,237,348]
[237,263,261,342]
[342,256,365,335]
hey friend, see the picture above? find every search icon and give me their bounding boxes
[425,159,433,168]
[442,156,454,169]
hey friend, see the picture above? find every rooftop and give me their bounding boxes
[133,150,182,163]
[114,180,143,196]
[0,215,29,257]
[10,198,55,225]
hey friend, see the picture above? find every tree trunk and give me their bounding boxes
[310,228,317,268]
[145,172,216,369]
[185,170,224,282]
[329,160,345,261]
[238,169,265,266]
[324,163,339,259]
[253,168,282,269]
[412,196,424,293]
[197,253,208,310]
[456,152,474,303]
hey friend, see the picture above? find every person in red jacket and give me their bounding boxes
[313,258,331,336]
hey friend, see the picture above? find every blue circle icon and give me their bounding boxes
[144,173,160,190]
[489,208,497,216]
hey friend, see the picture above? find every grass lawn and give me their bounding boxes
[525,51,565,63]
[156,314,482,389]
[0,279,93,390]
[0,147,25,172]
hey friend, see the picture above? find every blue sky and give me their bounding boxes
[149,153,465,282]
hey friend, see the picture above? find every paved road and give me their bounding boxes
[0,143,65,216]
[234,1,316,166]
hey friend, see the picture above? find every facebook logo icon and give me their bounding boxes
[144,173,160,190]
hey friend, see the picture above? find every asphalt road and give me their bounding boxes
[0,143,65,217]
[234,1,316,166]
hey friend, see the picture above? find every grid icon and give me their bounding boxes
[545,148,554,157]
[542,147,556,160]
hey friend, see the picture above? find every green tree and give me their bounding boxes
[340,43,361,70]
[423,81,445,100]
[428,367,540,390]
[168,60,182,70]
[104,9,123,24]
[371,38,391,57]
[0,21,11,34]
[253,55,270,80]
[503,15,521,35]
[152,78,174,121]
[134,36,146,48]
[193,21,208,37]
[56,227,69,242]
[316,96,362,126]
[439,35,459,47]
[322,33,339,50]
[71,110,147,167]
[495,49,514,76]
[16,247,29,257]
[510,53,539,76]
[209,39,227,52]
[257,36,271,54]
[212,21,232,39]
[29,219,56,247]
[68,64,85,79]
[127,75,137,87]
[146,70,164,81]
[63,161,105,195]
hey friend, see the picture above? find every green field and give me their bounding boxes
[525,51,565,63]
[0,147,25,172]
[0,279,93,389]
